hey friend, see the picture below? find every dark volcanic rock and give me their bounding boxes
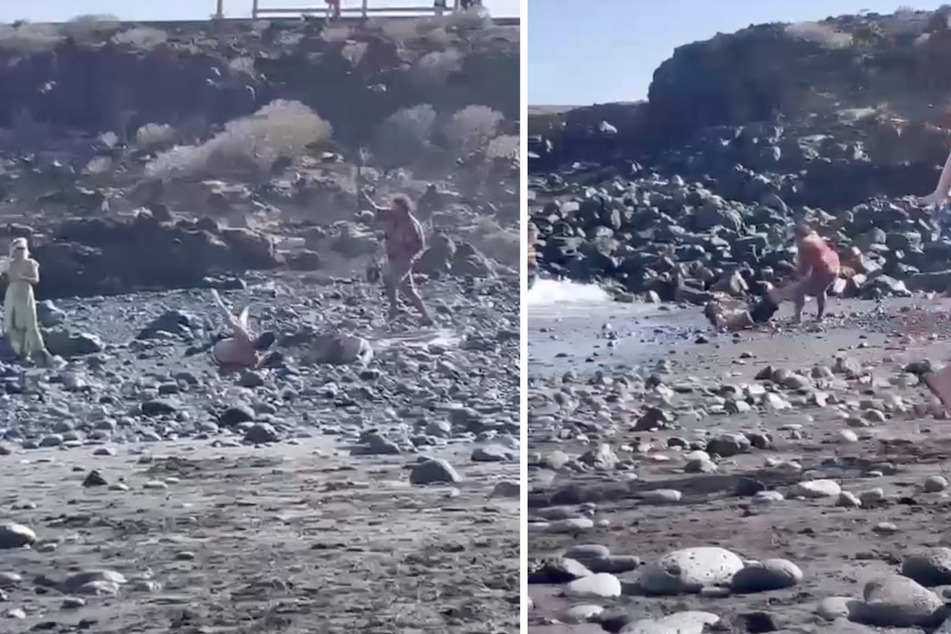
[528,8,951,302]
[22,216,280,299]
[0,19,517,149]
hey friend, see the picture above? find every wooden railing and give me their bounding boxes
[213,0,479,20]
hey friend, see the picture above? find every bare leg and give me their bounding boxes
[792,285,806,324]
[383,264,403,320]
[920,147,951,205]
[400,273,433,325]
[814,290,827,322]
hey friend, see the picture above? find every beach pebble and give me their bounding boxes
[564,572,622,598]
[902,548,951,586]
[563,603,604,623]
[640,547,744,595]
[731,558,804,593]
[409,459,462,485]
[0,523,36,550]
[546,518,594,533]
[619,610,720,634]
[925,476,948,493]
[857,574,943,627]
[793,479,841,498]
[817,596,863,621]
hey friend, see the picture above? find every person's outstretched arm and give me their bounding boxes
[360,189,388,215]
[920,147,951,205]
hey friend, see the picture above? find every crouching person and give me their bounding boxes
[791,223,840,323]
[3,238,51,365]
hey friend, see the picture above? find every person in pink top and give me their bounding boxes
[791,222,840,324]
[363,191,434,325]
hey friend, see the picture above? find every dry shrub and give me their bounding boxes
[882,7,929,37]
[380,19,423,45]
[914,32,932,48]
[443,105,503,155]
[422,27,455,49]
[342,41,369,65]
[135,123,177,148]
[146,100,332,180]
[485,134,519,162]
[470,217,518,266]
[414,48,463,84]
[62,14,122,43]
[373,104,437,165]
[112,26,167,49]
[0,23,64,52]
[444,5,493,30]
[322,24,352,43]
[228,56,256,75]
[84,156,112,175]
[785,21,853,48]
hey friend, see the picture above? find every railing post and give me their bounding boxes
[252,0,259,19]
[361,0,368,19]
[214,0,224,19]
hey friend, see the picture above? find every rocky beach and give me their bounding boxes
[528,6,951,634]
[0,10,519,633]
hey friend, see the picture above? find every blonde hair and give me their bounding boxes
[391,195,414,215]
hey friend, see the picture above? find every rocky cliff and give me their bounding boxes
[0,12,519,297]
[528,7,951,302]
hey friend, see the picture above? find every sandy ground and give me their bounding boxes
[526,294,951,633]
[0,439,519,634]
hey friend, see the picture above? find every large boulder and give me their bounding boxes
[15,214,279,298]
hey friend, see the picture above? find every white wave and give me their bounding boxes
[371,327,460,351]
[526,278,611,306]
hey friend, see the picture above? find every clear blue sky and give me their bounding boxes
[0,0,518,22]
[529,0,947,105]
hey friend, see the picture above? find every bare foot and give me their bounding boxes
[918,194,945,206]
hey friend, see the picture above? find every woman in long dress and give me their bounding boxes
[3,238,49,363]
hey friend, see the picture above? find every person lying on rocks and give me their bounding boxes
[362,190,435,326]
[189,289,276,370]
[789,222,840,324]
[2,238,52,365]
[208,289,257,369]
